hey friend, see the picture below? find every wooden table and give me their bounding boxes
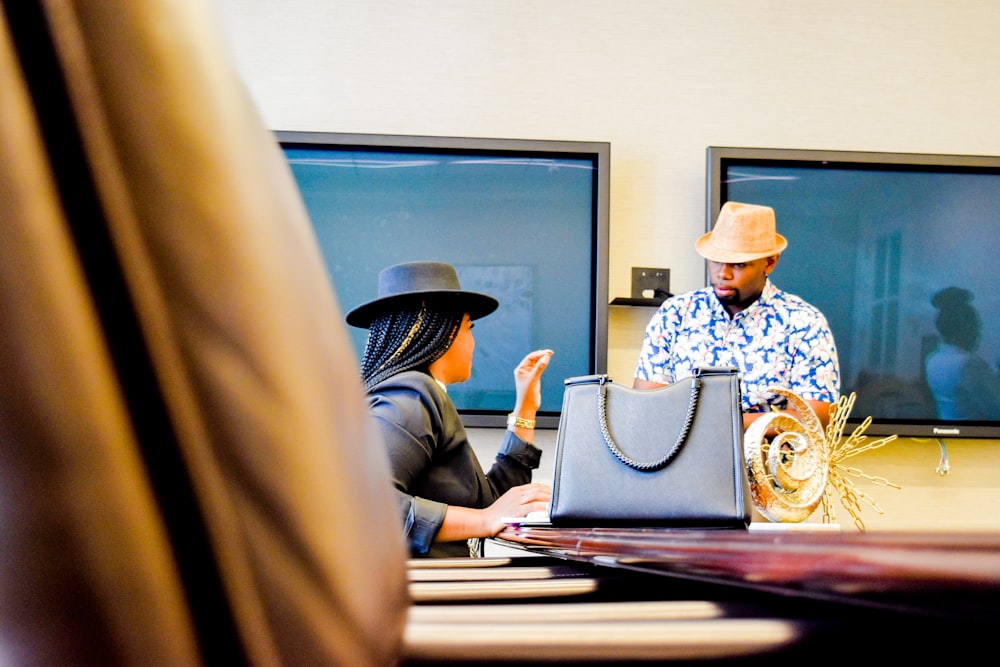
[494,524,1000,622]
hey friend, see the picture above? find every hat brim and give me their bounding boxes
[345,290,499,329]
[694,232,788,264]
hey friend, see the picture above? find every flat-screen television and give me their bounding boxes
[277,131,610,428]
[707,146,1000,439]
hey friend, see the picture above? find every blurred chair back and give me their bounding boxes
[0,1,408,664]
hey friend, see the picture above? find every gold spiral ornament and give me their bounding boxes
[744,387,829,523]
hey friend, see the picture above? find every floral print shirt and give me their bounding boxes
[635,280,840,413]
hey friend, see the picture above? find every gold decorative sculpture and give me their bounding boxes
[744,388,900,531]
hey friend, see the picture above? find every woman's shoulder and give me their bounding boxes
[370,370,441,394]
[367,370,459,433]
[368,371,450,412]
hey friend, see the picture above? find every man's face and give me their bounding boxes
[708,256,777,316]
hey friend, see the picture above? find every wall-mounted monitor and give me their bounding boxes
[278,131,610,428]
[707,146,1000,439]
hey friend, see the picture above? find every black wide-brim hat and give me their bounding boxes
[345,261,500,329]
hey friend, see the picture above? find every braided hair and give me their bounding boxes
[360,299,463,391]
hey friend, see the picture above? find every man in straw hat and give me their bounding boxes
[347,261,554,557]
[633,201,840,428]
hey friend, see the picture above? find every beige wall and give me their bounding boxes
[217,0,1000,531]
[471,429,1000,534]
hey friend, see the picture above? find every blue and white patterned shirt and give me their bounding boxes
[634,280,840,413]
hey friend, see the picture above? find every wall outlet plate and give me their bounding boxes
[631,267,670,299]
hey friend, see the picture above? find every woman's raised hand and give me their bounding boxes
[512,349,554,415]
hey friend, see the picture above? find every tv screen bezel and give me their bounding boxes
[707,145,1000,440]
[276,130,610,428]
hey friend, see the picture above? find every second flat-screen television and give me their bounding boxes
[708,146,1000,439]
[278,131,610,428]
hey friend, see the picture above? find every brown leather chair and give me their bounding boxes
[0,1,408,664]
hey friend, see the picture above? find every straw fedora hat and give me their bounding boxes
[346,261,499,329]
[695,201,787,263]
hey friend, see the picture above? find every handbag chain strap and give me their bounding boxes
[597,375,701,471]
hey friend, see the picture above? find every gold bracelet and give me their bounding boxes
[507,413,535,429]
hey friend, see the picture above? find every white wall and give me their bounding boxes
[215,0,1000,382]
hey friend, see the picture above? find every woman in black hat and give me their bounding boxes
[347,261,554,558]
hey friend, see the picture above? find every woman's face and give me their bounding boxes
[429,313,475,385]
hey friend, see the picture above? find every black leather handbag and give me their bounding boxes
[549,367,751,528]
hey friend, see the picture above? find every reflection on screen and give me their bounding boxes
[725,165,1000,429]
[285,148,598,417]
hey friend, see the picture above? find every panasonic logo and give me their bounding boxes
[933,427,961,435]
